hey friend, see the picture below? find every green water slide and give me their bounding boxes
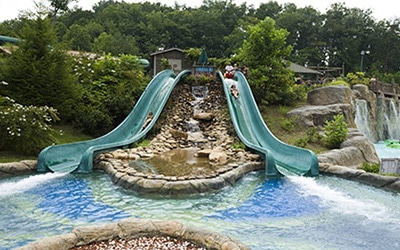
[37,69,191,173]
[218,71,319,177]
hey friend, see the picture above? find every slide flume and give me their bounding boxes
[37,69,191,173]
[218,71,319,177]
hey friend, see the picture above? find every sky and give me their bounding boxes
[0,0,398,22]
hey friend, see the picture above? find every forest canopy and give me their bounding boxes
[0,0,400,75]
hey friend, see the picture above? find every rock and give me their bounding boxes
[287,104,354,128]
[19,219,250,250]
[307,85,354,105]
[209,151,228,164]
[170,128,188,140]
[193,112,214,121]
[341,129,380,164]
[0,160,36,178]
[197,149,213,157]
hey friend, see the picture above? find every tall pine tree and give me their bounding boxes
[1,15,81,121]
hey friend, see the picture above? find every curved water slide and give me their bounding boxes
[37,69,191,173]
[217,71,319,177]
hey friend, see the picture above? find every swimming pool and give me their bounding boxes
[1,171,399,249]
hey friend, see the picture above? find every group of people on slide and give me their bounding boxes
[224,62,248,79]
[224,62,245,99]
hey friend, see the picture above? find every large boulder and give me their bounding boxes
[0,160,36,178]
[307,85,354,105]
[288,85,356,128]
[318,128,380,168]
[287,103,353,128]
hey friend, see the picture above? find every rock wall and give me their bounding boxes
[0,160,36,178]
[17,218,250,250]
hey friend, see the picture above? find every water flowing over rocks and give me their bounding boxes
[93,81,263,194]
[289,84,400,192]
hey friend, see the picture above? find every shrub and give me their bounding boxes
[280,118,294,132]
[358,162,380,173]
[72,106,113,137]
[71,53,148,136]
[345,72,369,87]
[232,142,246,150]
[184,75,217,85]
[134,139,151,147]
[293,137,308,148]
[0,96,59,155]
[323,114,348,148]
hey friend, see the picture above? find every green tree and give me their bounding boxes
[93,31,115,54]
[0,15,81,120]
[63,23,92,51]
[254,1,283,20]
[72,54,149,136]
[276,5,325,66]
[321,3,375,73]
[237,17,295,105]
[48,0,78,27]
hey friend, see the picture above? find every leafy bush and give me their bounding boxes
[293,137,308,148]
[71,54,149,136]
[232,142,246,150]
[184,75,217,85]
[72,106,113,137]
[345,72,369,87]
[358,162,380,173]
[280,118,295,132]
[323,114,348,148]
[134,139,151,147]
[0,96,59,155]
[327,80,350,87]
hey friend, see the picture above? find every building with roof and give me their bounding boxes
[150,48,192,76]
[288,62,323,76]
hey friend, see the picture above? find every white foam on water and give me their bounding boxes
[288,176,400,223]
[0,172,67,197]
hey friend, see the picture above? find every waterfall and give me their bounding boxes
[355,97,400,142]
[385,99,400,140]
[354,99,372,140]
[187,86,208,143]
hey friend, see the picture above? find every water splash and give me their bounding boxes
[289,176,400,223]
[0,172,67,197]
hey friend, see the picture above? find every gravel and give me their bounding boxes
[70,236,206,250]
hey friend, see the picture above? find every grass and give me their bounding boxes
[260,103,329,154]
[53,124,93,145]
[0,151,37,163]
[0,124,93,163]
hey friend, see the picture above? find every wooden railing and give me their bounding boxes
[369,80,400,97]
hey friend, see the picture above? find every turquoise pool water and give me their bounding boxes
[1,171,399,249]
[374,141,400,158]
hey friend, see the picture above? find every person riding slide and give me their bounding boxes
[224,63,235,79]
